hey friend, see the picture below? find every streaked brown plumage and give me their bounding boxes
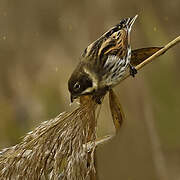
[68,15,138,103]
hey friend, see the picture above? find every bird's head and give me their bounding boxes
[68,62,96,102]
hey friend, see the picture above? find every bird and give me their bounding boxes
[68,15,138,104]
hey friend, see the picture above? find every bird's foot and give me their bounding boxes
[129,64,137,77]
[93,86,109,104]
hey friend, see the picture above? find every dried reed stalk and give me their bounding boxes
[120,36,180,82]
[0,36,179,180]
[0,97,97,180]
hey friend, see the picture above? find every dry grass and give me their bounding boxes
[0,97,97,180]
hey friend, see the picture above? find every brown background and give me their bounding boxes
[0,0,180,179]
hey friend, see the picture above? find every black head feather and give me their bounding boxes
[68,63,93,102]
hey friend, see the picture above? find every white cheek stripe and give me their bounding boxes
[82,67,98,94]
[81,86,95,94]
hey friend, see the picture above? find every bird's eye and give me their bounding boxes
[73,82,81,91]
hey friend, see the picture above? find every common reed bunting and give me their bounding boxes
[68,15,138,104]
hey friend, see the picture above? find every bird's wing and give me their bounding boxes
[100,28,128,59]
[82,15,138,67]
[82,25,128,61]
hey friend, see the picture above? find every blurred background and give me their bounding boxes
[0,0,179,179]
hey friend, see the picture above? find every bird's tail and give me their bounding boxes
[125,14,138,31]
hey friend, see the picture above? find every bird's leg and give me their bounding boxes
[129,63,137,77]
[93,86,109,104]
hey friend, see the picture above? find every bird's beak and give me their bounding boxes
[70,94,74,103]
[70,94,77,103]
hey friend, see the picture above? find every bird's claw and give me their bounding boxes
[129,64,137,77]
